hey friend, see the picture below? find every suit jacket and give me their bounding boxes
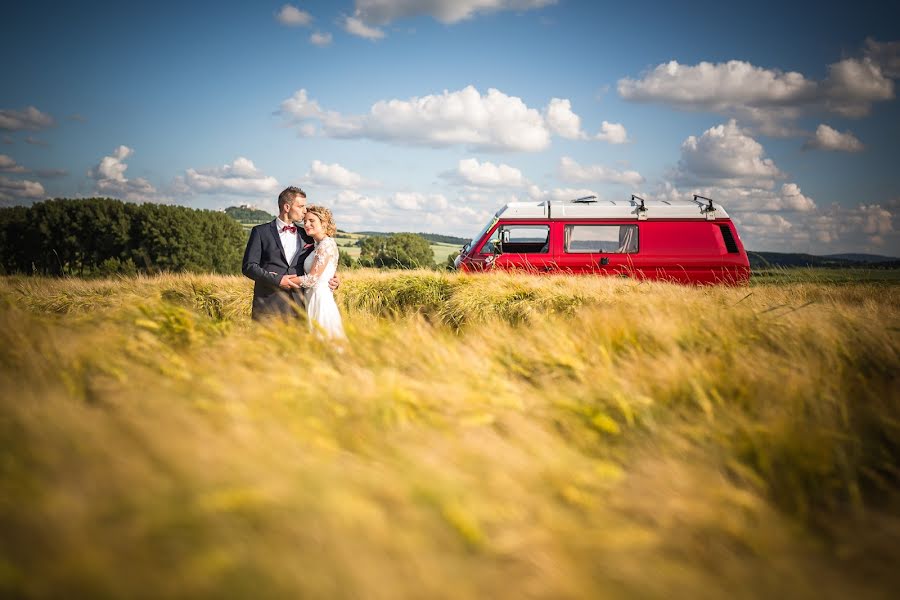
[242,220,316,320]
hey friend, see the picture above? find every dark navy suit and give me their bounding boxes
[242,220,315,320]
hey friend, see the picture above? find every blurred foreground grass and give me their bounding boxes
[1,270,899,599]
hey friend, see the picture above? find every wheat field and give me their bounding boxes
[1,270,898,599]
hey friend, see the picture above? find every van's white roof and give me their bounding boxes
[495,198,731,220]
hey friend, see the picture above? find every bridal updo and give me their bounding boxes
[304,205,337,237]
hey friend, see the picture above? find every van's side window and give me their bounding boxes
[493,225,550,254]
[565,225,638,253]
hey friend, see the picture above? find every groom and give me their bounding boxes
[242,186,339,321]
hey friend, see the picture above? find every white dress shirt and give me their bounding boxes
[276,217,299,264]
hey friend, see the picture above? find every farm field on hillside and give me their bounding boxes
[333,231,460,265]
[1,270,898,599]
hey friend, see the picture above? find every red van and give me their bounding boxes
[454,195,750,284]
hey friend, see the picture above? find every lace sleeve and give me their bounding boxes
[297,238,338,288]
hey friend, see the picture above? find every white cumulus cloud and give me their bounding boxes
[276,5,312,26]
[181,157,280,196]
[0,106,55,132]
[305,160,366,188]
[90,145,133,183]
[618,60,815,110]
[327,188,481,235]
[332,189,386,212]
[802,202,896,250]
[541,187,600,202]
[778,183,817,212]
[88,146,159,202]
[310,31,332,46]
[281,87,627,151]
[391,191,449,211]
[673,120,783,189]
[736,212,795,235]
[803,124,864,152]
[0,175,45,204]
[352,0,558,26]
[714,184,816,214]
[0,154,26,173]
[865,38,900,78]
[281,86,552,151]
[343,15,385,39]
[448,158,527,188]
[822,58,894,117]
[280,89,324,120]
[617,47,898,135]
[541,99,628,144]
[544,98,586,140]
[594,121,629,144]
[558,156,644,186]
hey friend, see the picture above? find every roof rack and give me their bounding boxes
[503,196,730,220]
[694,194,718,220]
[632,194,649,221]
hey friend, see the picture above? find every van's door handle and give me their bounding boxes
[599,257,610,266]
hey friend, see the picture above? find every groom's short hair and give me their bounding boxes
[278,186,306,210]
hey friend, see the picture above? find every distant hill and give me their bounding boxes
[224,205,273,223]
[824,253,899,264]
[354,231,468,245]
[749,251,900,269]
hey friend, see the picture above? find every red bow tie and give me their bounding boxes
[281,225,297,233]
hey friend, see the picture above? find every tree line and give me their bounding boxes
[354,231,467,245]
[357,233,436,269]
[0,198,246,276]
[224,205,273,223]
[0,198,451,276]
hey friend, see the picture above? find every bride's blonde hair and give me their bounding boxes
[304,205,337,237]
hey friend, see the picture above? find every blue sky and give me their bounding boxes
[2,0,899,254]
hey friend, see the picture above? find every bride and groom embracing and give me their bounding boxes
[241,186,345,339]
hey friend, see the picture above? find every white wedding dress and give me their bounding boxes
[299,237,345,339]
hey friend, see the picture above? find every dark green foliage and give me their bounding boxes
[359,233,434,269]
[224,205,273,224]
[0,205,29,274]
[0,198,246,276]
[338,250,356,269]
[445,251,460,270]
[748,251,900,268]
[355,231,467,245]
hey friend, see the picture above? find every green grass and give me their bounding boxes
[1,270,898,598]
[751,267,900,285]
[428,241,461,265]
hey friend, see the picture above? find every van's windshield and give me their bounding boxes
[466,216,498,253]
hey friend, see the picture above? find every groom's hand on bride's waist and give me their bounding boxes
[328,275,340,292]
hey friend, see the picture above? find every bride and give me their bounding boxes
[290,205,346,339]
